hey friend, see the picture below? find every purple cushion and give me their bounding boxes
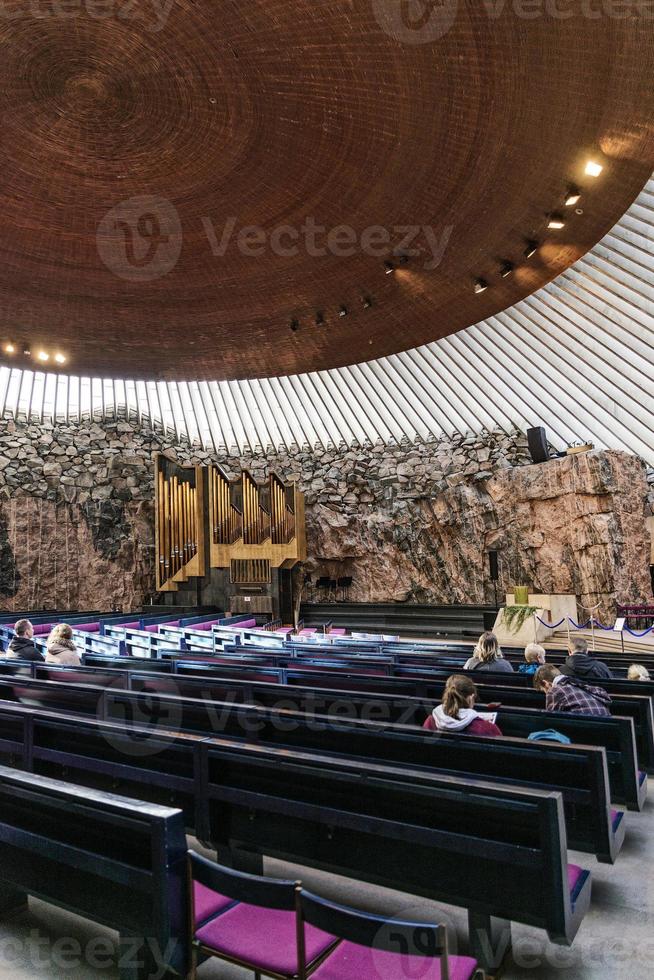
[33,623,52,636]
[74,623,100,633]
[311,942,478,980]
[191,620,218,631]
[330,628,346,635]
[121,621,141,630]
[276,627,294,634]
[300,628,317,635]
[195,903,334,974]
[193,881,233,926]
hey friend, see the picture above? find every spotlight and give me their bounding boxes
[339,305,348,317]
[565,186,581,206]
[37,351,49,362]
[315,311,324,326]
[585,160,603,177]
[54,353,66,364]
[362,296,373,309]
[474,278,488,294]
[290,318,299,332]
[396,252,409,265]
[384,260,395,274]
[23,347,31,357]
[3,343,15,354]
[547,214,565,230]
[524,240,538,258]
[500,262,514,278]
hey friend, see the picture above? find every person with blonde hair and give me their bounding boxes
[423,674,502,736]
[45,624,81,666]
[518,642,546,675]
[463,631,514,673]
[627,664,650,681]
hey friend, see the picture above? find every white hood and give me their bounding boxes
[431,705,478,731]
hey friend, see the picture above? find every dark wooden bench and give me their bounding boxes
[0,763,188,979]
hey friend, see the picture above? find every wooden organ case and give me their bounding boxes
[155,457,305,618]
[154,455,206,592]
[208,466,306,617]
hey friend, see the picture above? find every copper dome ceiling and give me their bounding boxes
[0,1,653,381]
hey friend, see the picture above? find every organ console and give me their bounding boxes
[155,457,306,616]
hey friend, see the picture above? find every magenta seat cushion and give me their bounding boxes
[330,628,346,635]
[74,623,100,632]
[121,621,140,630]
[193,881,233,926]
[195,903,334,975]
[276,627,293,634]
[311,942,478,980]
[33,624,52,636]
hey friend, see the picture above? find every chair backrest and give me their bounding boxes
[189,850,299,910]
[301,890,449,976]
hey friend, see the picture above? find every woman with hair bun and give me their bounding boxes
[423,674,503,736]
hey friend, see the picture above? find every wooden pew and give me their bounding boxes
[0,704,590,973]
[0,763,187,979]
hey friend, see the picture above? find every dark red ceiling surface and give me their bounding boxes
[0,1,653,381]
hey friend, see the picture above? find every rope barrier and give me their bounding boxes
[624,625,654,638]
[536,616,565,629]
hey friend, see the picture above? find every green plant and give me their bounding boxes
[502,604,539,634]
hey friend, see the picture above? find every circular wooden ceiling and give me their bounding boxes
[0,2,653,381]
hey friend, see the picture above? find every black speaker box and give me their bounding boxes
[527,426,550,464]
[488,550,499,581]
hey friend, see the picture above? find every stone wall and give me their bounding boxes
[0,417,651,619]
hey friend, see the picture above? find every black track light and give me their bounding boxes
[524,240,538,258]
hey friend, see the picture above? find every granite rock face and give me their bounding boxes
[0,417,650,619]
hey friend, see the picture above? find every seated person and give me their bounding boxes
[627,664,650,681]
[6,619,45,662]
[423,674,502,736]
[518,642,546,675]
[560,636,612,679]
[463,631,514,672]
[534,664,611,716]
[45,624,81,666]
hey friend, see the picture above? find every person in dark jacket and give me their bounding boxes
[534,664,611,716]
[6,620,45,662]
[423,674,503,737]
[560,637,612,680]
[463,631,514,673]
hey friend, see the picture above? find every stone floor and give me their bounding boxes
[0,799,651,979]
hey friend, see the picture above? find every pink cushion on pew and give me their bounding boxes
[33,623,52,636]
[121,621,140,630]
[276,627,293,634]
[311,942,478,980]
[225,619,256,629]
[300,628,317,635]
[330,628,346,635]
[144,624,159,632]
[193,881,233,926]
[195,903,334,975]
[74,623,100,632]
[190,620,219,631]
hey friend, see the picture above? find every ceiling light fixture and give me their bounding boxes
[339,305,348,317]
[565,186,581,206]
[396,253,409,265]
[362,296,373,309]
[384,260,395,274]
[474,278,488,294]
[524,240,538,258]
[500,262,514,278]
[585,160,603,177]
[37,351,49,362]
[3,343,15,354]
[547,214,565,230]
[54,353,66,364]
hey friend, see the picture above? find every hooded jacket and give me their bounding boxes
[560,654,613,681]
[423,705,502,737]
[6,636,45,663]
[45,642,81,667]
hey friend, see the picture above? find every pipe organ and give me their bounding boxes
[155,458,305,614]
[154,455,206,592]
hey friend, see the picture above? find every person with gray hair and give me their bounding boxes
[518,643,546,675]
[6,620,45,662]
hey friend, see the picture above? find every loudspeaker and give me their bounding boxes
[527,426,550,464]
[488,550,499,582]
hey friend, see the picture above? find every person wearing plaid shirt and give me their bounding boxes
[534,664,611,717]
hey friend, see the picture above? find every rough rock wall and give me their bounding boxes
[0,418,651,618]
